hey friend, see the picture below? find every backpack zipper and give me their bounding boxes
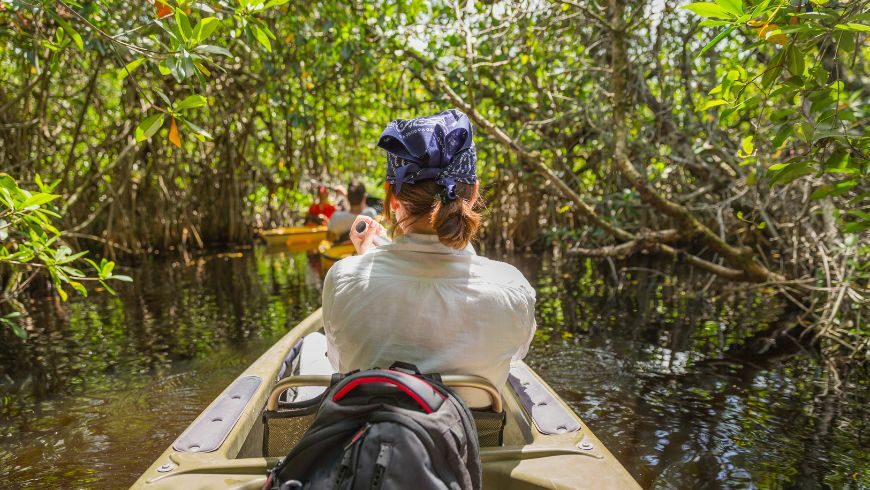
[335,423,371,488]
[370,443,392,490]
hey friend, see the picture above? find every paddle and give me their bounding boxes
[355,221,391,247]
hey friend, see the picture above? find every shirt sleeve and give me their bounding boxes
[511,286,537,362]
[321,268,341,371]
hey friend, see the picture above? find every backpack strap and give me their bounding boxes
[388,361,422,374]
[389,361,443,383]
[332,370,446,414]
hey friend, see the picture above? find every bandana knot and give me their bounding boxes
[377,109,477,200]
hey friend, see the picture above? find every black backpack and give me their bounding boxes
[264,363,482,490]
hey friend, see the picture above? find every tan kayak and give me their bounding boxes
[318,241,356,274]
[132,309,640,489]
[258,227,327,249]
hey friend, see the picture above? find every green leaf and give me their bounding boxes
[175,9,193,42]
[169,54,197,82]
[155,90,172,107]
[786,46,805,77]
[181,119,213,140]
[265,0,291,7]
[251,25,272,52]
[108,274,133,282]
[762,50,785,89]
[698,26,735,57]
[118,57,146,79]
[158,60,172,76]
[98,280,117,296]
[55,249,87,265]
[2,314,27,339]
[682,3,732,19]
[84,258,100,273]
[56,18,84,51]
[21,193,59,209]
[739,135,754,157]
[0,173,17,192]
[811,180,857,199]
[191,17,220,44]
[772,125,792,148]
[768,161,814,185]
[716,0,743,16]
[69,280,88,297]
[102,259,115,276]
[834,23,870,32]
[699,99,728,110]
[699,19,731,27]
[811,65,828,85]
[793,122,814,143]
[135,114,165,142]
[175,94,208,110]
[261,25,277,41]
[195,44,233,57]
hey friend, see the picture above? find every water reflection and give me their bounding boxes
[518,254,867,489]
[0,249,866,489]
[0,248,323,487]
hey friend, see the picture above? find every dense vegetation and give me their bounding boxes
[1,1,867,365]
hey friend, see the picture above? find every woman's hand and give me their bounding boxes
[350,215,384,255]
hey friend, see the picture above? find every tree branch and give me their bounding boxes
[606,0,783,282]
[568,228,678,258]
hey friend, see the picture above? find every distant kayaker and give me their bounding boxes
[322,109,537,407]
[304,185,336,225]
[326,179,378,242]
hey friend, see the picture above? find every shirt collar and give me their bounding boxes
[380,233,476,256]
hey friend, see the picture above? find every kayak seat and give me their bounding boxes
[263,333,505,456]
[263,386,504,457]
[264,381,505,456]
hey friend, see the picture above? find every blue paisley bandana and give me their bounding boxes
[377,109,477,201]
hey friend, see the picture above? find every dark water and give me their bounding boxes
[0,248,866,489]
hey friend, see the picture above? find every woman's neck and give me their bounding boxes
[402,216,437,235]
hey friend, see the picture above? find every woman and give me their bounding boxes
[322,109,536,407]
[304,186,336,225]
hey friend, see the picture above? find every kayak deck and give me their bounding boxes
[132,309,639,489]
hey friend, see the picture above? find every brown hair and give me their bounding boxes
[385,180,481,249]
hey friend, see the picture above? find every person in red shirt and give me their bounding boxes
[305,186,336,225]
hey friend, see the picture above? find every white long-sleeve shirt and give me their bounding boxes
[322,233,536,406]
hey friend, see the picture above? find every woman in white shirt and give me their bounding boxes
[322,109,536,407]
